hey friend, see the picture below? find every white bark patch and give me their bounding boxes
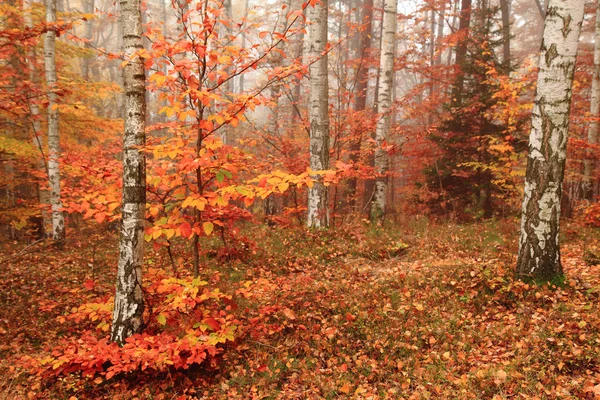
[370,0,397,222]
[306,1,329,228]
[44,0,65,243]
[111,0,146,345]
[516,0,584,280]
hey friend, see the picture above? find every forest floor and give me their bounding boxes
[1,217,600,399]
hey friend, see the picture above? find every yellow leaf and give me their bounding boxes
[152,229,162,240]
[203,221,214,235]
[339,383,351,394]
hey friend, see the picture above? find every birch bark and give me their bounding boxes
[44,0,65,244]
[370,0,397,222]
[516,0,585,281]
[306,0,329,228]
[111,0,146,345]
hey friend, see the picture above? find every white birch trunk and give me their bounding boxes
[516,0,585,281]
[584,1,600,200]
[44,0,65,244]
[306,0,329,228]
[370,0,397,222]
[111,0,146,345]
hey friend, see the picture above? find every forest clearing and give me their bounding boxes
[2,0,600,397]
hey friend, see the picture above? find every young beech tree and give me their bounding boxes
[45,0,65,245]
[111,0,146,345]
[370,0,397,222]
[516,0,585,282]
[306,0,330,228]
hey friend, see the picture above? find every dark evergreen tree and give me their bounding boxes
[423,7,525,220]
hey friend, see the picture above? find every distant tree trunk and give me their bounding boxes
[24,0,51,235]
[240,0,250,93]
[306,0,329,228]
[447,0,459,65]
[345,0,373,209]
[82,0,94,79]
[499,0,511,69]
[435,3,445,66]
[111,0,147,345]
[44,0,65,245]
[370,0,397,222]
[584,2,600,200]
[516,0,585,282]
[535,0,546,20]
[451,0,472,106]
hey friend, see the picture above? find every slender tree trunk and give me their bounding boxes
[111,0,147,345]
[435,3,445,66]
[516,0,585,282]
[447,0,459,65]
[451,0,471,106]
[82,0,94,79]
[306,0,329,228]
[370,0,397,222]
[584,2,600,200]
[45,0,65,245]
[345,0,373,209]
[499,0,511,69]
[24,0,51,235]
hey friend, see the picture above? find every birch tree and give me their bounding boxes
[111,0,146,345]
[370,0,397,222]
[44,0,65,245]
[306,0,329,228]
[584,1,600,200]
[516,0,585,282]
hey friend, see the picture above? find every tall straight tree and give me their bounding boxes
[499,0,511,69]
[306,0,329,228]
[24,0,51,234]
[111,0,146,345]
[516,0,585,282]
[345,0,373,208]
[451,0,472,105]
[370,0,397,222]
[584,1,600,200]
[44,0,65,245]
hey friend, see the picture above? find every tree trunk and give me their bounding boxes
[370,0,397,222]
[45,0,65,245]
[584,1,600,200]
[516,0,585,282]
[499,0,511,70]
[435,3,445,66]
[111,0,147,345]
[82,0,94,79]
[345,0,373,209]
[306,0,329,228]
[24,0,51,235]
[451,0,472,106]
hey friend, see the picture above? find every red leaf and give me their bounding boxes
[83,279,95,290]
[204,317,220,331]
[257,364,268,372]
